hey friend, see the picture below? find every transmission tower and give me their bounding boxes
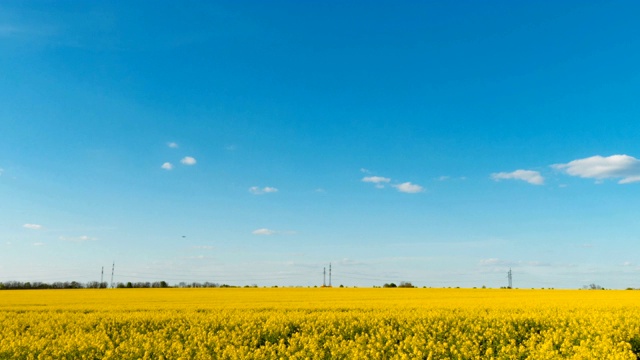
[110,262,115,288]
[101,266,104,286]
[323,267,326,287]
[507,268,512,289]
[329,263,332,287]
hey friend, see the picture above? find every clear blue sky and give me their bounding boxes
[2,1,640,289]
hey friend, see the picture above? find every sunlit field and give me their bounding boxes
[2,288,640,359]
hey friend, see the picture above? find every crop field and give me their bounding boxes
[2,288,640,359]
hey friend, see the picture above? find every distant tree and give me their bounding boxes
[398,281,415,288]
[584,284,604,290]
[383,283,397,288]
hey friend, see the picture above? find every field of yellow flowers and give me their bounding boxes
[2,288,640,359]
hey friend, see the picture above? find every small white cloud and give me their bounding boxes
[59,235,96,242]
[32,242,45,247]
[181,156,197,165]
[362,176,391,188]
[491,170,544,185]
[553,154,640,184]
[168,142,179,148]
[252,228,276,235]
[360,168,371,174]
[23,224,42,230]
[393,182,424,193]
[249,186,278,195]
[437,176,450,181]
[362,176,391,183]
[161,162,173,170]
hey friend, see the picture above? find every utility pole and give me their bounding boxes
[110,262,115,289]
[508,268,512,289]
[329,263,332,287]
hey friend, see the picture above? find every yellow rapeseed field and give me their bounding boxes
[1,288,640,359]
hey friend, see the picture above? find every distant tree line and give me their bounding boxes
[0,280,248,290]
[0,281,172,290]
[0,281,108,290]
[174,282,244,288]
[382,281,415,288]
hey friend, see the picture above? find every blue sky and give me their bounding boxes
[2,1,640,289]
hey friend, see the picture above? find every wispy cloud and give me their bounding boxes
[393,182,424,193]
[167,142,179,148]
[252,228,276,235]
[191,245,215,250]
[161,162,173,170]
[249,186,278,195]
[479,258,515,266]
[491,170,544,185]
[479,258,550,268]
[59,235,96,242]
[32,242,45,247]
[181,156,197,165]
[23,223,42,230]
[0,25,21,37]
[553,154,640,184]
[251,228,295,236]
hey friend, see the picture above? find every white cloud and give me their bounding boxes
[168,142,179,148]
[360,168,371,174]
[393,182,424,193]
[491,170,544,185]
[181,156,197,165]
[32,242,45,247]
[362,176,391,188]
[252,228,276,235]
[552,155,640,184]
[249,186,278,195]
[59,235,96,242]
[23,223,42,230]
[362,176,391,184]
[161,162,173,170]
